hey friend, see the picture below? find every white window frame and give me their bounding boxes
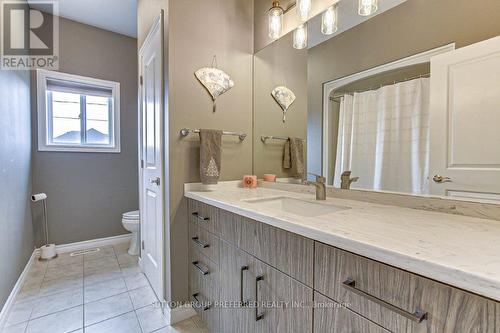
[36,69,121,153]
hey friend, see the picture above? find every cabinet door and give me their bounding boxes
[408,277,496,333]
[219,240,256,333]
[219,208,314,287]
[315,242,497,333]
[314,292,390,333]
[253,259,313,333]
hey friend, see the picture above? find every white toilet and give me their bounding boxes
[122,210,140,256]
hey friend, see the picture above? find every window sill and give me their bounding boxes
[38,144,121,153]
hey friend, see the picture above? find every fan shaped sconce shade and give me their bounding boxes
[271,86,296,123]
[195,66,234,112]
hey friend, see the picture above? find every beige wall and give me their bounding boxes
[254,0,337,52]
[253,32,308,178]
[32,17,139,245]
[138,0,254,303]
[307,0,500,175]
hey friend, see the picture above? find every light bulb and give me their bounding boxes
[321,5,338,35]
[268,1,284,40]
[297,0,312,22]
[293,23,307,50]
[358,0,378,16]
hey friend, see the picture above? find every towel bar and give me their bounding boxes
[261,135,306,143]
[180,128,247,141]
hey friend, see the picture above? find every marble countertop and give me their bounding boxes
[184,182,500,302]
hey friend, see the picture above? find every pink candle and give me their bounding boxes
[243,175,257,188]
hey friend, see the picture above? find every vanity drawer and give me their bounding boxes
[218,208,314,287]
[189,246,219,301]
[314,243,497,333]
[189,220,219,263]
[314,292,390,333]
[188,199,219,234]
[191,290,220,333]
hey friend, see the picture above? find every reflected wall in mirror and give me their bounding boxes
[253,32,308,179]
[253,0,500,202]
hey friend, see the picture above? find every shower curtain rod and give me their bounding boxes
[330,73,430,101]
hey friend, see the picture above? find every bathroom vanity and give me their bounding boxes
[185,183,500,333]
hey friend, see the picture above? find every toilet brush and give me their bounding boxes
[31,193,57,261]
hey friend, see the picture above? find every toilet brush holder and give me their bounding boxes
[31,193,57,261]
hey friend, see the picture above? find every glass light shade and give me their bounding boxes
[297,0,312,22]
[293,24,308,50]
[358,0,378,16]
[268,3,284,40]
[321,5,338,35]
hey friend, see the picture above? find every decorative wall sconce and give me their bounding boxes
[271,86,296,123]
[195,56,234,113]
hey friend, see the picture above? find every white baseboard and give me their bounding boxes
[53,234,132,254]
[164,303,197,325]
[0,249,37,330]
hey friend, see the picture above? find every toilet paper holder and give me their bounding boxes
[31,193,57,261]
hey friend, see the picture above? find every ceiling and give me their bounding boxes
[308,0,407,48]
[29,0,137,38]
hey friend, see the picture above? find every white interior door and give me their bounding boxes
[429,36,500,202]
[139,14,164,298]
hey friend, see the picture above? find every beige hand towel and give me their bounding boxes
[283,137,305,179]
[199,129,222,184]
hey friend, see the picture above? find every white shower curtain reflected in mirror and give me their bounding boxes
[334,78,430,194]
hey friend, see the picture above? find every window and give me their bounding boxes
[37,69,120,152]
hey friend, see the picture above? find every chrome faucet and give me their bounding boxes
[303,173,327,200]
[340,171,359,189]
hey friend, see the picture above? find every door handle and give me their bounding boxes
[255,275,264,321]
[149,177,161,186]
[433,175,451,183]
[342,278,427,323]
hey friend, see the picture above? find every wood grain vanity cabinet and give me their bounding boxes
[315,243,497,333]
[187,199,500,333]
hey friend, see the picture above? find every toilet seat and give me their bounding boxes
[122,210,139,221]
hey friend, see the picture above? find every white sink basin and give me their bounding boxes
[242,196,350,217]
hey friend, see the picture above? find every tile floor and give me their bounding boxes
[1,243,207,333]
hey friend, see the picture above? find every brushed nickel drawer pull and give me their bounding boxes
[255,275,264,321]
[192,261,210,275]
[192,293,211,311]
[192,212,210,222]
[191,236,210,248]
[342,278,427,323]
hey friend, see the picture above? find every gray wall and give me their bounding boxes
[307,0,500,176]
[138,0,254,303]
[32,17,139,245]
[0,69,34,309]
